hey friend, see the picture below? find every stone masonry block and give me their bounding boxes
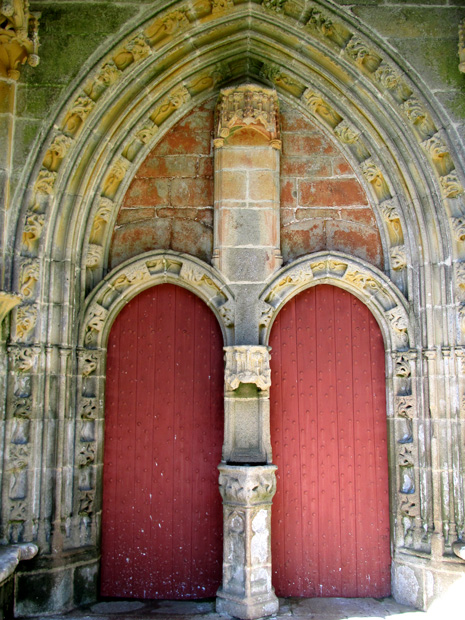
[137,155,198,178]
[218,208,278,248]
[171,177,213,207]
[123,178,169,207]
[215,170,247,201]
[217,148,278,171]
[248,170,279,202]
[299,178,367,207]
[220,248,278,283]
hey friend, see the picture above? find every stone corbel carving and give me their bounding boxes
[0,1,39,80]
[215,84,280,147]
[224,346,271,391]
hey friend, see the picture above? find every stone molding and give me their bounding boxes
[80,250,235,349]
[224,346,271,392]
[259,251,413,352]
[0,1,39,80]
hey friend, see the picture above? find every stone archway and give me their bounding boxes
[3,2,465,616]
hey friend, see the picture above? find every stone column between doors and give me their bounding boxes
[213,84,281,619]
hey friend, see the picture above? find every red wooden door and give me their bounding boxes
[270,284,390,598]
[101,284,224,599]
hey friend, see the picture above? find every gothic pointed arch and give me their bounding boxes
[4,1,465,615]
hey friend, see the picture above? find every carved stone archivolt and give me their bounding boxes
[259,251,412,352]
[81,251,235,349]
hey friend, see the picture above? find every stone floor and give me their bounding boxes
[27,597,431,620]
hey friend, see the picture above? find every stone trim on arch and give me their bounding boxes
[258,251,424,552]
[258,251,413,353]
[80,250,235,350]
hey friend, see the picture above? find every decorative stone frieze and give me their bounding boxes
[344,35,382,72]
[216,465,279,620]
[21,213,44,254]
[261,0,286,14]
[305,7,351,49]
[81,251,235,349]
[0,1,39,79]
[260,252,412,351]
[212,0,234,14]
[62,95,95,138]
[224,346,271,392]
[43,134,73,172]
[360,158,391,202]
[149,86,190,127]
[439,171,463,198]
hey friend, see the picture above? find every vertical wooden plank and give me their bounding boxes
[296,287,319,596]
[270,284,390,598]
[101,284,223,599]
[334,289,357,597]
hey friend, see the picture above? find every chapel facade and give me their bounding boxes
[1,1,465,618]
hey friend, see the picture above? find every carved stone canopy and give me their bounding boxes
[215,84,280,147]
[0,1,40,80]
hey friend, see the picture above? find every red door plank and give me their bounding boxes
[101,284,224,599]
[270,285,390,598]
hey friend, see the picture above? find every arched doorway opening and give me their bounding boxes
[101,283,224,599]
[270,284,390,597]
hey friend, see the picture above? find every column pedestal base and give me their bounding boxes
[216,587,279,620]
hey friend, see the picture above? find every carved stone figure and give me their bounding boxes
[15,304,38,340]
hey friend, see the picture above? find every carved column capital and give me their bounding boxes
[218,464,277,506]
[0,2,40,80]
[215,84,280,146]
[224,346,271,391]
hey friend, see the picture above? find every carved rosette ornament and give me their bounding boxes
[217,465,279,620]
[215,84,280,148]
[224,346,271,391]
[0,0,39,80]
